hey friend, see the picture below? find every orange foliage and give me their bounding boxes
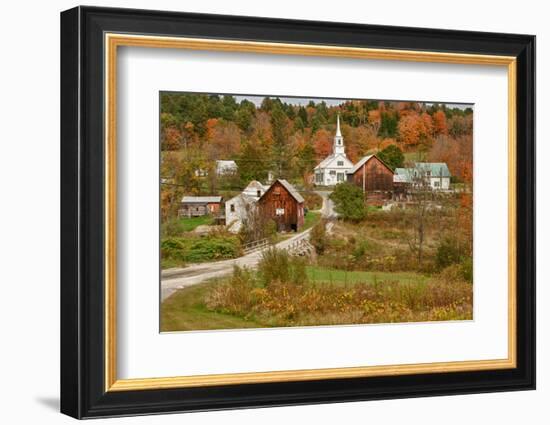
[433,110,448,135]
[206,120,241,159]
[398,112,433,148]
[162,127,182,150]
[379,138,397,149]
[312,129,332,160]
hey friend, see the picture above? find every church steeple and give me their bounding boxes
[333,114,346,156]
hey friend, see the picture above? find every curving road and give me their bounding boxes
[161,190,336,301]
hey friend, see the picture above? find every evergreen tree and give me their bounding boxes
[270,103,290,177]
[378,144,404,170]
[329,182,367,221]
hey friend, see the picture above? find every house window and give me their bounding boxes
[337,161,344,166]
[434,181,440,188]
[257,190,261,197]
[230,204,235,212]
[426,170,431,177]
[337,173,345,182]
[329,170,336,176]
[315,173,323,183]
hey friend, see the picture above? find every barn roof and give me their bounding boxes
[347,154,394,175]
[277,179,305,203]
[261,179,304,203]
[181,196,223,204]
[414,162,451,177]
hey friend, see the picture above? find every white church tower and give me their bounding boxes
[314,114,354,186]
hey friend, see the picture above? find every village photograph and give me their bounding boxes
[159,92,474,332]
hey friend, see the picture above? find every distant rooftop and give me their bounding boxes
[181,196,223,204]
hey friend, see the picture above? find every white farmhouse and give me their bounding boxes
[314,115,354,186]
[225,180,268,233]
[216,160,238,176]
[393,163,452,190]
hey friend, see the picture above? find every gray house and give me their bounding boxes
[178,196,223,217]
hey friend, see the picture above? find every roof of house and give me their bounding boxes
[216,160,238,174]
[244,180,267,191]
[394,168,413,183]
[181,196,223,204]
[216,159,237,167]
[347,154,394,175]
[226,193,257,205]
[314,153,354,170]
[414,162,451,177]
[260,179,304,203]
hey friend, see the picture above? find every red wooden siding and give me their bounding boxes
[258,181,304,232]
[347,156,394,191]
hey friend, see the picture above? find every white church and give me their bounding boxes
[314,115,354,186]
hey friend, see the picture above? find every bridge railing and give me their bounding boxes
[243,238,270,254]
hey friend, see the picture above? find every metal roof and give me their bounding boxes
[181,196,223,204]
[414,162,451,177]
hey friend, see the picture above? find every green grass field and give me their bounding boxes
[178,215,214,232]
[303,211,321,230]
[306,266,428,286]
[161,282,262,332]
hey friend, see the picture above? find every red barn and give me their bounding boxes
[258,179,305,232]
[346,155,394,192]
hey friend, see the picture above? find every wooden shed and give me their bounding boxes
[258,179,305,232]
[179,196,223,218]
[346,155,394,192]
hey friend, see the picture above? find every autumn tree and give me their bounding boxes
[311,128,332,160]
[237,139,270,183]
[433,110,448,136]
[398,111,433,151]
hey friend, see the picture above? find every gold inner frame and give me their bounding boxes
[104,33,517,392]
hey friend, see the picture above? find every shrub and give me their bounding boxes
[329,182,367,221]
[205,266,257,315]
[258,248,308,286]
[301,192,323,210]
[186,236,241,262]
[161,237,187,262]
[310,220,327,255]
[161,235,242,264]
[435,236,468,270]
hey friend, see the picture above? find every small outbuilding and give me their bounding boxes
[258,179,305,232]
[179,196,223,217]
[346,154,394,192]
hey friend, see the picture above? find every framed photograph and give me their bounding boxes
[60,6,535,419]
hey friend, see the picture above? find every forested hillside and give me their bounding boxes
[160,93,473,219]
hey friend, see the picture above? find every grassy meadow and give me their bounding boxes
[161,197,473,332]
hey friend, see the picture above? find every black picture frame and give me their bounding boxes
[61,5,535,419]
